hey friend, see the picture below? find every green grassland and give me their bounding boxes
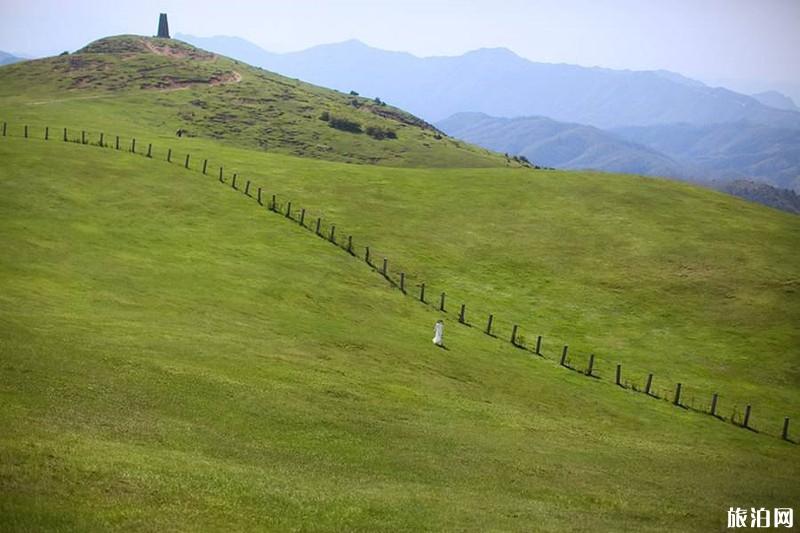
[1,35,799,531]
[1,137,798,532]
[0,35,512,168]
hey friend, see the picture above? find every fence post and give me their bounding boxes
[147,143,152,158]
[64,127,68,142]
[45,126,49,141]
[2,122,6,136]
[458,304,465,323]
[245,181,251,196]
[586,354,595,376]
[24,125,28,138]
[400,272,405,293]
[218,166,223,182]
[347,235,353,254]
[782,417,790,441]
[99,132,104,147]
[615,364,622,386]
[511,324,518,345]
[329,225,336,243]
[285,201,292,218]
[231,174,237,189]
[202,159,208,175]
[184,153,190,169]
[114,135,119,149]
[674,383,682,406]
[440,292,446,312]
[167,148,171,162]
[486,314,494,335]
[420,283,426,303]
[560,345,568,366]
[273,195,278,212]
[535,335,542,355]
[300,209,306,227]
[316,217,322,235]
[645,373,653,395]
[257,187,263,205]
[743,404,752,429]
[131,138,136,153]
[710,393,718,416]
[382,258,388,277]
[365,246,370,264]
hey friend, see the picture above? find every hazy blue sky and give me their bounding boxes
[2,0,798,91]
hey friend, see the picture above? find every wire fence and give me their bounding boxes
[1,120,795,444]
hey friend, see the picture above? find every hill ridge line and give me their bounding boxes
[1,121,794,444]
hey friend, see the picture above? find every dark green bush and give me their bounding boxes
[366,126,397,140]
[328,116,362,133]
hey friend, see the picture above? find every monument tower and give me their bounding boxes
[157,13,170,39]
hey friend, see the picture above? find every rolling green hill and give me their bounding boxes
[2,135,799,532]
[1,35,799,532]
[0,35,510,168]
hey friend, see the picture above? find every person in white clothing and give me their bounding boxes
[432,319,444,347]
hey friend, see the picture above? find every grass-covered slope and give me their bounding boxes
[0,35,510,168]
[1,137,798,532]
[9,123,790,436]
[190,144,800,434]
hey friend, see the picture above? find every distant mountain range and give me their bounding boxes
[611,122,800,191]
[177,34,800,130]
[437,112,693,179]
[0,51,24,66]
[751,91,800,112]
[718,179,800,215]
[438,112,800,203]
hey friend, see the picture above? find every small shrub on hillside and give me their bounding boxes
[319,111,330,121]
[328,116,363,133]
[366,126,397,140]
[349,90,359,96]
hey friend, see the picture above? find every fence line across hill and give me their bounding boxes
[1,121,795,444]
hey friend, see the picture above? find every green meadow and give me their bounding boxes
[1,36,798,531]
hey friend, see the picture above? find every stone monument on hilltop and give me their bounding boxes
[157,13,170,39]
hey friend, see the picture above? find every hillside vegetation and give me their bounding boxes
[1,137,798,532]
[0,35,509,168]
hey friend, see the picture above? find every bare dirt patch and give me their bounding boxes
[142,40,215,61]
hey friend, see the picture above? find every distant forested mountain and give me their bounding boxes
[751,91,800,112]
[437,112,691,179]
[718,180,800,214]
[611,122,800,192]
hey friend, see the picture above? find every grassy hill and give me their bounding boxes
[0,35,510,168]
[2,135,799,532]
[1,35,799,531]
